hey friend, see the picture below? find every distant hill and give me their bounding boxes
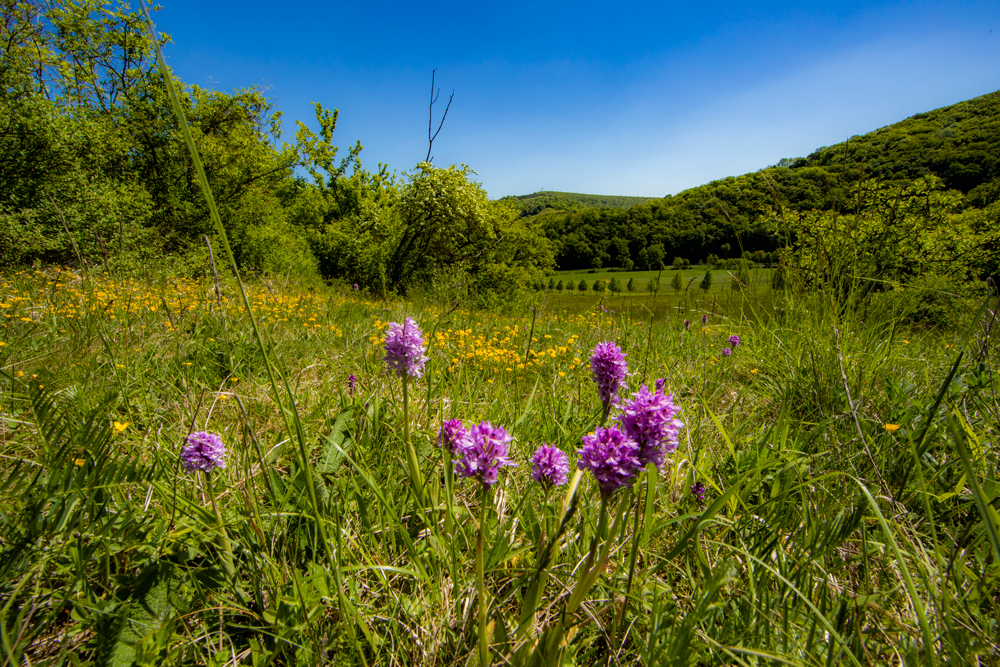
[538,89,1000,271]
[778,89,1000,202]
[503,191,653,217]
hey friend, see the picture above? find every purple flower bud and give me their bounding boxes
[616,385,684,471]
[728,334,741,348]
[721,347,732,357]
[530,444,570,489]
[701,314,708,324]
[438,419,472,455]
[690,481,706,502]
[684,319,691,330]
[590,341,628,413]
[353,283,359,291]
[655,378,665,392]
[456,421,518,487]
[347,374,356,395]
[181,431,226,473]
[384,317,429,378]
[577,426,642,498]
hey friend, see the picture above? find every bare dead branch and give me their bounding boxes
[426,68,453,163]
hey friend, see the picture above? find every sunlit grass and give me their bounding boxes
[1,265,997,665]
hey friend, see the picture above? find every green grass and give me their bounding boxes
[1,265,997,666]
[542,267,774,318]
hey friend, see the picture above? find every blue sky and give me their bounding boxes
[155,0,1000,198]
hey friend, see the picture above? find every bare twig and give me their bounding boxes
[426,69,453,163]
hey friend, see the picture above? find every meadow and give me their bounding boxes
[4,3,1000,664]
[545,266,775,318]
[1,264,998,666]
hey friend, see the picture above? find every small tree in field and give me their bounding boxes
[578,280,588,292]
[548,277,555,290]
[647,277,659,293]
[699,270,712,291]
[627,277,636,292]
[593,280,604,293]
[671,271,682,292]
[556,280,564,292]
[609,277,622,293]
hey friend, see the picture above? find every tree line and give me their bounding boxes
[0,0,554,301]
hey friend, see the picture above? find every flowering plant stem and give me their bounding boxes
[477,484,491,667]
[444,449,454,537]
[203,472,235,578]
[616,467,656,646]
[525,488,630,666]
[402,377,426,508]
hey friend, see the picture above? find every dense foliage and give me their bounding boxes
[0,0,553,300]
[503,190,653,217]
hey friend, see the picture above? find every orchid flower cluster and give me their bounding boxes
[181,431,227,473]
[580,340,684,497]
[722,334,741,357]
[179,324,685,508]
[439,418,518,487]
[383,317,430,378]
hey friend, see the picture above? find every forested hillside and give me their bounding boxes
[504,191,652,217]
[538,91,1000,281]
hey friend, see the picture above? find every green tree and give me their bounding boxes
[699,270,712,291]
[609,277,622,293]
[627,277,636,292]
[0,0,304,273]
[387,163,554,296]
[647,244,665,270]
[578,279,588,292]
[671,271,682,291]
[556,280,564,291]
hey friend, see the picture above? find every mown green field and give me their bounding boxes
[541,267,774,320]
[1,265,997,666]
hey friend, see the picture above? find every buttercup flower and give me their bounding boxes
[617,385,684,471]
[577,426,641,498]
[439,418,472,455]
[456,421,518,487]
[530,444,570,489]
[384,317,429,378]
[728,334,741,348]
[590,341,628,413]
[181,431,226,473]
